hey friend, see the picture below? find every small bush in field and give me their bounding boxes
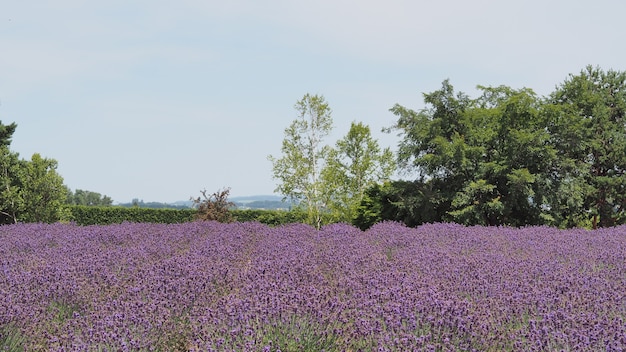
[190,187,235,223]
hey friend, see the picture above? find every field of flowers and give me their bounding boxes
[1,221,625,351]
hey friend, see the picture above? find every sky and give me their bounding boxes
[1,0,625,204]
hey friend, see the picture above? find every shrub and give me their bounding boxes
[66,206,196,225]
[232,209,307,226]
[190,188,235,223]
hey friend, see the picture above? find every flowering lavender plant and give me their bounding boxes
[1,221,625,351]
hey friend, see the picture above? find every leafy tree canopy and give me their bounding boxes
[268,94,333,229]
[546,65,626,228]
[369,66,626,228]
[387,81,555,226]
[322,121,395,223]
[0,122,68,224]
[0,121,17,147]
[66,188,113,206]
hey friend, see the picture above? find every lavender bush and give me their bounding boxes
[1,221,625,351]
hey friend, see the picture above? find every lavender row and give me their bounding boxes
[1,221,625,351]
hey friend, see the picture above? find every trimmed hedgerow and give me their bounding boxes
[66,205,306,226]
[233,209,307,226]
[66,206,196,225]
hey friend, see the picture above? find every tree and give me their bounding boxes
[450,85,555,226]
[354,179,446,229]
[321,121,395,222]
[20,153,67,223]
[547,66,626,228]
[0,121,24,224]
[0,121,69,224]
[191,187,235,223]
[0,146,25,224]
[0,150,67,224]
[386,81,556,226]
[268,94,333,229]
[387,80,473,179]
[0,121,17,147]
[66,188,113,206]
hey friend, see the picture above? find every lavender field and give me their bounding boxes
[1,221,625,351]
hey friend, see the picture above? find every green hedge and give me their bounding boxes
[66,206,307,226]
[233,209,307,226]
[66,206,196,225]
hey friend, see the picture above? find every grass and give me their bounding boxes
[0,323,25,352]
[259,315,342,352]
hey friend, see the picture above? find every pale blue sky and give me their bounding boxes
[1,0,624,203]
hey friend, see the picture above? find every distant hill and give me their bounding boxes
[230,195,284,202]
[231,195,294,210]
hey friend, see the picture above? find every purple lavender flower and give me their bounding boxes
[0,221,624,350]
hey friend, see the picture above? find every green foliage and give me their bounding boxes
[385,81,557,227]
[449,179,504,226]
[0,146,25,224]
[354,180,447,230]
[47,299,82,325]
[375,67,626,228]
[190,187,235,223]
[66,205,196,225]
[232,209,307,226]
[66,188,113,206]
[0,121,69,224]
[20,153,67,223]
[66,206,307,226]
[546,65,626,228]
[259,315,341,351]
[117,199,190,209]
[322,121,395,223]
[387,79,473,177]
[0,120,17,147]
[0,148,67,224]
[268,94,333,229]
[0,322,25,352]
[270,95,396,228]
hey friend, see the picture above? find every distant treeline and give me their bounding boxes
[233,200,293,210]
[117,199,191,210]
[115,199,293,210]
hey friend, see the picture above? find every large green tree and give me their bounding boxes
[268,94,333,229]
[547,66,626,228]
[0,146,25,224]
[0,121,23,224]
[453,85,555,226]
[20,153,67,223]
[0,121,68,224]
[321,121,395,223]
[386,80,556,226]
